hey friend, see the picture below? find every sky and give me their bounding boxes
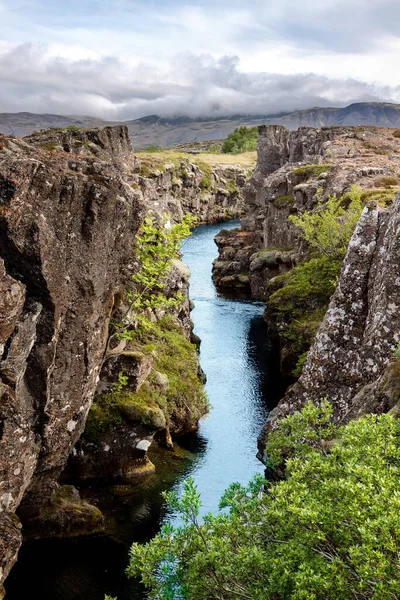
[0,0,400,119]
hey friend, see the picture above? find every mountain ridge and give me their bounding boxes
[2,102,400,147]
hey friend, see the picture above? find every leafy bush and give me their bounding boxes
[222,126,258,154]
[128,403,400,600]
[113,214,195,336]
[289,186,363,260]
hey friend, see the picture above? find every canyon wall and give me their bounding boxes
[217,123,400,455]
[0,126,249,596]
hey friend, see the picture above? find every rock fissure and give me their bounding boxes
[0,125,251,595]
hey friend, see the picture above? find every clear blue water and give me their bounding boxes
[6,220,280,600]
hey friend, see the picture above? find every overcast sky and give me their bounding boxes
[0,0,399,119]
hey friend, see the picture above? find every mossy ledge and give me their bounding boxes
[71,316,209,483]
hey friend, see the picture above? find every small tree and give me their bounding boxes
[105,213,195,356]
[289,186,363,260]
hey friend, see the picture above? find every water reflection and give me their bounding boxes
[6,220,278,600]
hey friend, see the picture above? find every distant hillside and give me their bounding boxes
[2,102,400,148]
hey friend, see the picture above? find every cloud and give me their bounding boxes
[0,1,400,118]
[0,43,399,119]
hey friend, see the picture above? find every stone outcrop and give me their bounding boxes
[135,158,247,225]
[259,196,400,449]
[0,127,146,593]
[0,125,230,594]
[213,124,400,297]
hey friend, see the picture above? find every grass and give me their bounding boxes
[135,149,256,169]
[271,194,295,207]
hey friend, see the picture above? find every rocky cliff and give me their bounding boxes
[214,124,400,295]
[210,124,400,454]
[259,196,400,453]
[0,126,243,596]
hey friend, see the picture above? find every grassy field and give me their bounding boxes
[135,149,257,169]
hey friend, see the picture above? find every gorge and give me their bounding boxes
[0,122,399,599]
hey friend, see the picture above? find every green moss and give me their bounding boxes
[40,141,58,151]
[85,317,208,442]
[199,175,212,190]
[360,188,399,207]
[292,164,332,178]
[226,181,239,194]
[192,159,213,179]
[271,194,295,207]
[269,256,342,378]
[139,317,209,432]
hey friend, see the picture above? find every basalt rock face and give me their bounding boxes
[0,125,220,591]
[0,127,147,592]
[259,197,400,454]
[213,124,400,297]
[135,159,247,224]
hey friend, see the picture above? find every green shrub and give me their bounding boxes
[393,130,400,138]
[289,186,363,260]
[222,126,258,154]
[128,403,400,600]
[292,164,332,178]
[199,175,212,190]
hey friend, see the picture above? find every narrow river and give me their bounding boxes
[5,220,280,600]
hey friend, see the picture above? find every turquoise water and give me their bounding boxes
[6,220,280,600]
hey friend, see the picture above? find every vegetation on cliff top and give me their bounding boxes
[128,402,400,600]
[221,126,258,154]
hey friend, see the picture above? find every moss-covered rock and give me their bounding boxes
[266,255,342,379]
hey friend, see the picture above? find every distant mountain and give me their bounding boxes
[2,102,400,148]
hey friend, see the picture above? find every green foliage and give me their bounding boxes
[393,130,400,138]
[118,214,195,333]
[199,175,212,190]
[222,126,258,154]
[128,404,400,600]
[207,143,222,154]
[292,164,332,178]
[66,125,82,131]
[145,145,164,152]
[289,186,363,260]
[269,256,341,376]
